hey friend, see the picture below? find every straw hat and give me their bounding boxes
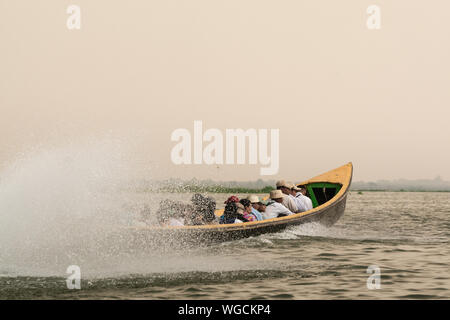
[292,185,302,191]
[270,190,284,199]
[247,195,260,204]
[275,180,287,188]
[276,180,294,189]
[286,182,295,189]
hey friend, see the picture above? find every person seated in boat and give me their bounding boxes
[275,180,299,213]
[224,195,240,205]
[258,200,268,214]
[293,185,313,211]
[220,196,235,224]
[280,181,310,213]
[284,183,308,213]
[219,202,237,224]
[262,190,294,220]
[177,203,197,225]
[156,199,185,226]
[191,193,217,225]
[219,200,249,224]
[284,181,307,212]
[246,195,264,221]
[235,202,249,223]
[239,199,257,222]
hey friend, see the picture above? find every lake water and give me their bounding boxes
[0,191,449,299]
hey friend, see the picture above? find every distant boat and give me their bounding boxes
[129,163,353,244]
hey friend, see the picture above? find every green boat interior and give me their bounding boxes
[304,182,342,208]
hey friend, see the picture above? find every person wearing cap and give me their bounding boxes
[275,180,300,213]
[262,190,294,220]
[246,195,264,221]
[286,181,310,212]
[287,184,308,212]
[294,185,313,211]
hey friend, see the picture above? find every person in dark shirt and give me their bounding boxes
[191,193,217,225]
[219,197,249,224]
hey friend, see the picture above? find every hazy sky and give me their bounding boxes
[1,0,449,182]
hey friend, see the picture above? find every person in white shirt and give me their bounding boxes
[288,186,308,212]
[262,190,294,220]
[281,183,307,212]
[284,182,311,213]
[293,185,313,211]
[275,180,299,212]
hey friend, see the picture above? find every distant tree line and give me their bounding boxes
[158,184,274,194]
[133,177,450,193]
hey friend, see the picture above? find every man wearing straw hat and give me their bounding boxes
[275,180,299,213]
[287,183,308,212]
[262,190,294,220]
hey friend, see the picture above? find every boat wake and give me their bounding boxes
[248,221,417,244]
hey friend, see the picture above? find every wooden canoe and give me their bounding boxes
[128,163,353,244]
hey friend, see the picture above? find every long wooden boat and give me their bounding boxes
[128,163,353,245]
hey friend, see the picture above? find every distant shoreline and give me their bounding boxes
[351,189,450,193]
[147,186,450,194]
[156,186,274,194]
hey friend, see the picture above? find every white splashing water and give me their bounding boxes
[269,222,338,240]
[0,139,150,277]
[0,140,286,278]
